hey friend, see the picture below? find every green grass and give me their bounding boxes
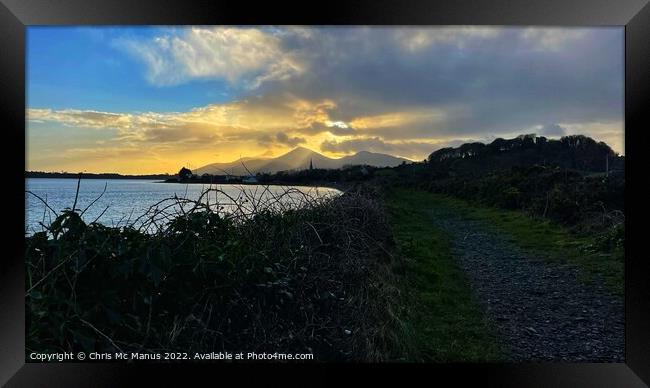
[385,189,505,362]
[391,188,623,296]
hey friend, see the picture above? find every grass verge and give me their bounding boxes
[391,189,623,296]
[384,189,505,362]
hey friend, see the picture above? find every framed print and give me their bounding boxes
[1,0,649,386]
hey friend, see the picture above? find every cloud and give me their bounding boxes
[395,27,501,51]
[295,121,356,136]
[538,123,566,136]
[116,27,304,87]
[320,137,462,160]
[520,28,588,51]
[27,95,340,167]
[27,26,625,173]
[560,121,625,155]
[259,132,306,147]
[114,27,623,142]
[28,107,228,146]
[257,27,623,142]
[275,132,306,147]
[28,108,131,129]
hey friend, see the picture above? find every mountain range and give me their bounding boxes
[195,147,411,175]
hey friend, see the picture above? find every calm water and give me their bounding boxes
[25,178,341,234]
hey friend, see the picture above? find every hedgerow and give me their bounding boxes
[26,184,403,361]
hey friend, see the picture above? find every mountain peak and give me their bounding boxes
[277,146,321,161]
[196,147,411,175]
[285,146,316,154]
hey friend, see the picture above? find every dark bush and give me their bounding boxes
[26,187,402,361]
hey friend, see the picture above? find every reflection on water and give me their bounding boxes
[26,178,341,234]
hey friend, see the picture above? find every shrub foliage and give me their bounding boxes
[26,185,401,361]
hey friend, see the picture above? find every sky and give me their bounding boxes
[26,26,624,174]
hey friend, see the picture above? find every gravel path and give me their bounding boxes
[427,206,624,362]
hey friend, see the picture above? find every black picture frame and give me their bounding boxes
[1,0,649,386]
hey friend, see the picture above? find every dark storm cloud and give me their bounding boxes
[295,121,357,136]
[320,137,466,159]
[35,26,623,173]
[276,132,306,147]
[259,132,306,147]
[256,27,624,140]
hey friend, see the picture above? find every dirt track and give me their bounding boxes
[428,205,624,362]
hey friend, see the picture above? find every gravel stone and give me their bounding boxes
[428,206,624,362]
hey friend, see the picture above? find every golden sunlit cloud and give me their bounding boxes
[349,110,447,131]
[28,96,336,146]
[28,96,380,173]
[559,121,625,155]
[27,96,624,174]
[27,26,624,174]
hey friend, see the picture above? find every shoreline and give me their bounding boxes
[26,175,352,192]
[156,179,354,193]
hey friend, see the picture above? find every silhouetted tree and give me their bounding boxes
[178,167,192,180]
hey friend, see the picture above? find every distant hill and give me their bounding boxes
[387,134,624,229]
[424,134,623,175]
[195,147,411,175]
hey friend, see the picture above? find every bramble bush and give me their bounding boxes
[26,185,403,361]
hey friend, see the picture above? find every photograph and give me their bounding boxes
[24,25,626,363]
